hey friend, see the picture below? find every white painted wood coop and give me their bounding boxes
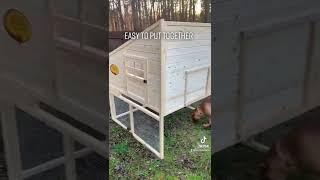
[0,0,107,179]
[109,19,211,159]
[213,0,320,154]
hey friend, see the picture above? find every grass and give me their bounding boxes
[109,108,211,180]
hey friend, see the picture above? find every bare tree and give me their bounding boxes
[192,0,195,21]
[109,0,211,31]
[202,0,210,22]
[118,0,126,30]
[150,0,156,24]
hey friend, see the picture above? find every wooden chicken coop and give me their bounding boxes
[109,19,211,159]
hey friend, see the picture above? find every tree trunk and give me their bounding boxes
[204,0,210,22]
[192,0,195,21]
[116,0,125,30]
[143,0,149,26]
[131,0,139,31]
[150,0,155,24]
[181,0,184,20]
[189,0,193,21]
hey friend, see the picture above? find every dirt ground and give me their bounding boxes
[214,106,320,180]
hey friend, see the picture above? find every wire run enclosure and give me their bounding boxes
[109,19,211,159]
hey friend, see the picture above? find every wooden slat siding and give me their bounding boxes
[236,20,309,140]
[167,46,210,57]
[212,15,240,152]
[166,62,210,97]
[212,20,237,110]
[164,26,211,32]
[56,49,107,117]
[53,48,107,133]
[308,22,320,105]
[109,25,161,112]
[167,40,211,50]
[164,33,211,41]
[165,23,211,114]
[240,0,311,19]
[213,0,320,154]
[166,53,210,65]
[239,1,320,30]
[125,50,160,59]
[127,44,161,54]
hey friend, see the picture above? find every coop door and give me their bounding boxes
[124,55,148,104]
[184,66,210,105]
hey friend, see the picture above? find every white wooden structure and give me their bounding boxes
[109,19,211,159]
[0,0,107,179]
[213,0,320,153]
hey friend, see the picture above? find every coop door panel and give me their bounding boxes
[243,23,308,102]
[308,22,320,105]
[241,23,309,136]
[126,79,147,103]
[0,1,54,97]
[125,55,148,104]
[185,68,210,104]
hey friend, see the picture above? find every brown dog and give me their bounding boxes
[191,96,212,128]
[260,120,320,180]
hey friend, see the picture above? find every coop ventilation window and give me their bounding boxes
[124,55,147,82]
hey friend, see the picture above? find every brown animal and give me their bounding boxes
[191,96,212,128]
[260,120,320,180]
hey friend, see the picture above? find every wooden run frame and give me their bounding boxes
[0,101,107,180]
[109,93,164,159]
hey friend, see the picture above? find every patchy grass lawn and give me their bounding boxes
[109,108,211,180]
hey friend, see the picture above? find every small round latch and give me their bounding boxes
[110,64,119,75]
[3,9,32,44]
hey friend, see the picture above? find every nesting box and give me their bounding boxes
[109,19,211,159]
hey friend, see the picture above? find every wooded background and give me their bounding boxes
[109,0,211,32]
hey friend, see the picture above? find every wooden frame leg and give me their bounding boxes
[109,94,117,119]
[63,134,77,180]
[1,104,23,180]
[159,115,164,159]
[242,137,270,152]
[129,105,134,133]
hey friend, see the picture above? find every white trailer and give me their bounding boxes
[109,19,211,159]
[0,0,107,179]
[213,0,320,153]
